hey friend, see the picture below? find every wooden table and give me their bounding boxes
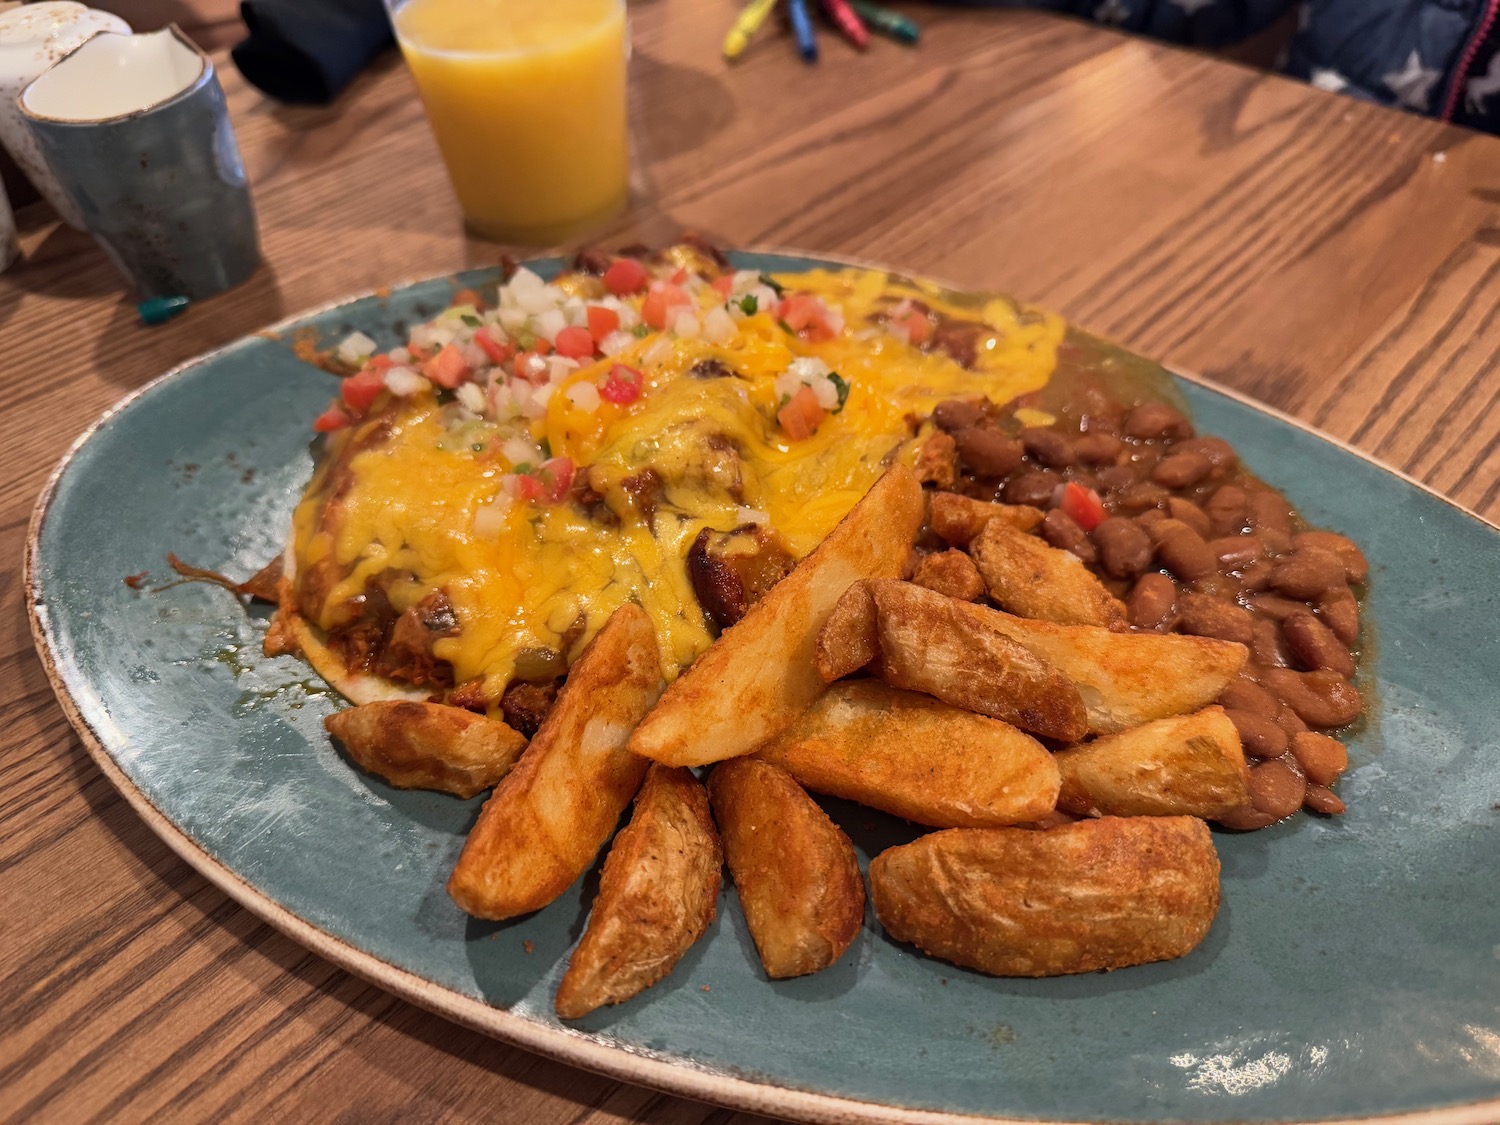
[4,4,1498,1120]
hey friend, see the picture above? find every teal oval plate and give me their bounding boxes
[26,254,1500,1125]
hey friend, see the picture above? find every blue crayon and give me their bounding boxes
[786,0,819,62]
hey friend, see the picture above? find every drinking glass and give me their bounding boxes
[385,0,630,244]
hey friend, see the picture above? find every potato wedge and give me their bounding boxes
[448,604,662,920]
[869,580,1088,742]
[756,681,1060,828]
[629,466,925,767]
[708,758,865,979]
[969,518,1126,629]
[930,492,1044,546]
[554,765,722,1019]
[815,579,879,682]
[963,606,1248,734]
[323,701,526,798]
[870,817,1220,976]
[1055,706,1250,818]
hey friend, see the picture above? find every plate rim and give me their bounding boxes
[22,251,1500,1125]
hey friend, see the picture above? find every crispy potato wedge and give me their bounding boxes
[756,681,1060,828]
[1055,706,1250,818]
[629,466,925,767]
[554,765,723,1019]
[815,579,879,682]
[708,758,865,979]
[870,817,1221,976]
[448,604,662,920]
[911,549,986,602]
[869,580,1088,742]
[969,518,1126,629]
[963,606,1247,735]
[323,701,527,798]
[929,492,1044,546]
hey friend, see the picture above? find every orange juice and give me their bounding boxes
[390,0,629,243]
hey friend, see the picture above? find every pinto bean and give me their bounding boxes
[1021,427,1075,468]
[1290,731,1349,786]
[1303,784,1346,815]
[1293,530,1369,584]
[1244,593,1311,621]
[1093,517,1153,579]
[1040,509,1097,564]
[932,399,985,433]
[1123,402,1194,441]
[1127,572,1177,630]
[1002,469,1061,507]
[1283,612,1355,678]
[1250,618,1292,667]
[1209,535,1261,570]
[1094,465,1140,493]
[955,428,1024,478]
[1152,450,1213,489]
[1220,675,1282,716]
[1155,522,1217,581]
[1260,668,1363,729]
[1216,804,1279,831]
[1117,482,1171,513]
[1254,526,1293,557]
[1176,593,1254,646]
[1176,436,1238,472]
[1225,708,1289,760]
[1072,431,1123,464]
[1316,587,1360,646]
[1205,485,1249,535]
[1248,758,1307,821]
[1238,559,1275,592]
[1269,547,1349,600]
[1166,497,1213,540]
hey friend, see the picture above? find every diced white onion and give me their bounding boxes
[501,436,541,466]
[736,506,771,527]
[522,381,554,418]
[566,381,602,412]
[809,374,840,411]
[788,356,832,382]
[533,308,567,343]
[547,356,580,383]
[671,311,700,340]
[562,296,587,326]
[498,307,528,333]
[732,270,760,295]
[888,321,911,346]
[615,303,640,331]
[473,498,512,538]
[642,335,673,367]
[409,322,455,351]
[336,330,377,366]
[456,382,486,413]
[516,283,563,316]
[508,266,544,292]
[703,306,736,345]
[462,342,488,371]
[599,330,635,357]
[388,345,411,363]
[383,366,429,396]
[823,306,846,336]
[749,285,778,314]
[774,371,803,402]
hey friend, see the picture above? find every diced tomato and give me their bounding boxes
[778,293,837,341]
[777,385,825,441]
[313,399,353,432]
[670,267,690,285]
[474,327,513,365]
[553,325,596,360]
[423,343,470,389]
[452,288,485,310]
[603,258,649,296]
[586,305,620,342]
[642,282,691,330]
[711,276,735,296]
[539,456,576,503]
[599,363,643,404]
[1060,482,1107,533]
[901,311,933,346]
[513,351,549,383]
[511,473,544,501]
[340,368,387,415]
[366,353,396,373]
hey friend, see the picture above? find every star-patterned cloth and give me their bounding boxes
[967,0,1500,136]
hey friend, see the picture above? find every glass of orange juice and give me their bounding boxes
[385,0,630,244]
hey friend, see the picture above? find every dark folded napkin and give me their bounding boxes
[232,0,395,105]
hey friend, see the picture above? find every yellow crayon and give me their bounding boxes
[723,0,778,60]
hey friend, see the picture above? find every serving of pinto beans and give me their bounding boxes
[931,393,1367,829]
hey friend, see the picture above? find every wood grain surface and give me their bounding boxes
[3,3,1498,1121]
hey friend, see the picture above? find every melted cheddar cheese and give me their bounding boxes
[290,262,1064,704]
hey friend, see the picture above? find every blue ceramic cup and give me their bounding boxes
[19,26,260,301]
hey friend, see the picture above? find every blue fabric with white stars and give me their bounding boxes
[963,0,1500,130]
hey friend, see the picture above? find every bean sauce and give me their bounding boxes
[933,384,1367,829]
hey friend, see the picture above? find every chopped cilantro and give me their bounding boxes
[759,273,785,296]
[516,332,537,350]
[460,314,482,327]
[829,372,850,414]
[512,461,534,475]
[778,319,794,334]
[539,437,552,458]
[778,393,791,408]
[631,324,652,338]
[738,294,758,316]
